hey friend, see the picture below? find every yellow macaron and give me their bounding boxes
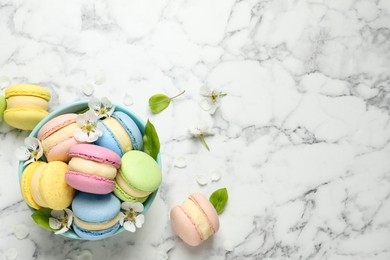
[20,161,76,210]
[4,84,51,130]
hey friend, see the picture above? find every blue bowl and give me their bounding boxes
[18,100,161,240]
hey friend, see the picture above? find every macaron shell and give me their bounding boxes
[69,144,121,168]
[112,111,143,150]
[37,113,78,140]
[72,192,121,223]
[73,222,120,241]
[5,84,51,101]
[170,206,203,246]
[38,161,75,210]
[190,193,219,233]
[45,136,79,162]
[4,108,48,130]
[120,151,162,192]
[66,171,115,194]
[0,94,7,123]
[20,161,46,210]
[95,122,124,156]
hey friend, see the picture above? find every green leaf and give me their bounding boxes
[31,208,55,231]
[143,120,160,161]
[209,188,228,214]
[149,94,171,114]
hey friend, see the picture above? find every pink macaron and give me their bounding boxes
[65,144,121,194]
[170,192,220,246]
[38,113,82,162]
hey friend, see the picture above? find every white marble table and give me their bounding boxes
[1,0,390,259]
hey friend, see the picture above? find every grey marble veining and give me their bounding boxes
[1,0,390,259]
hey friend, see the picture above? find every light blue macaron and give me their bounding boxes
[95,111,143,157]
[72,192,121,240]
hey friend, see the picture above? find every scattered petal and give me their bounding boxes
[198,86,226,115]
[224,240,234,252]
[211,171,221,182]
[82,84,95,96]
[75,250,93,260]
[13,224,29,239]
[124,221,136,232]
[5,248,17,260]
[196,175,209,186]
[0,76,11,90]
[123,93,133,106]
[94,73,106,85]
[174,157,187,168]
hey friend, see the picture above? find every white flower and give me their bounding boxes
[188,121,218,151]
[74,110,104,142]
[119,202,145,232]
[88,97,115,118]
[15,137,43,166]
[199,86,227,114]
[49,208,73,235]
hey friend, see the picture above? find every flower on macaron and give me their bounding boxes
[199,86,227,115]
[15,137,43,166]
[49,208,73,235]
[74,110,104,142]
[88,97,115,118]
[120,202,145,232]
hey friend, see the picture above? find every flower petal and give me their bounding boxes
[23,158,35,166]
[51,210,65,219]
[124,221,136,232]
[199,86,211,97]
[54,226,69,235]
[135,214,145,228]
[119,213,126,226]
[200,98,214,112]
[24,137,40,150]
[64,209,73,227]
[101,97,112,108]
[132,202,144,213]
[15,147,31,161]
[121,202,133,211]
[49,218,62,230]
[88,97,101,111]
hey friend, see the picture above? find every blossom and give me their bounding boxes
[15,137,43,166]
[119,202,145,232]
[74,110,104,142]
[199,86,227,114]
[188,121,218,151]
[49,209,73,235]
[88,97,115,118]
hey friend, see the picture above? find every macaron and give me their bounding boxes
[0,94,6,124]
[95,111,143,157]
[170,192,220,246]
[72,192,122,240]
[114,150,162,203]
[4,84,51,130]
[20,161,75,210]
[37,113,81,162]
[66,144,121,194]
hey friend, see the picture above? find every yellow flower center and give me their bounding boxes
[124,209,137,222]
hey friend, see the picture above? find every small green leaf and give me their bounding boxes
[31,208,55,231]
[143,120,160,161]
[149,94,171,114]
[209,188,228,214]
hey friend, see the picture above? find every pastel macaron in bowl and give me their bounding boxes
[170,193,220,246]
[66,144,121,194]
[114,150,162,203]
[4,84,51,130]
[20,161,76,210]
[18,100,161,240]
[37,113,82,162]
[72,192,122,240]
[95,111,143,157]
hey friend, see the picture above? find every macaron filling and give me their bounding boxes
[41,123,78,154]
[115,172,151,199]
[73,213,122,231]
[179,196,214,240]
[30,164,48,208]
[7,96,49,110]
[69,157,117,179]
[102,117,133,153]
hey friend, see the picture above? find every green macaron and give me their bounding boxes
[0,94,6,124]
[114,151,162,203]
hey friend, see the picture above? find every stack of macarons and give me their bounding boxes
[19,100,163,240]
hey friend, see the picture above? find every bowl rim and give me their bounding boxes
[18,100,161,240]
